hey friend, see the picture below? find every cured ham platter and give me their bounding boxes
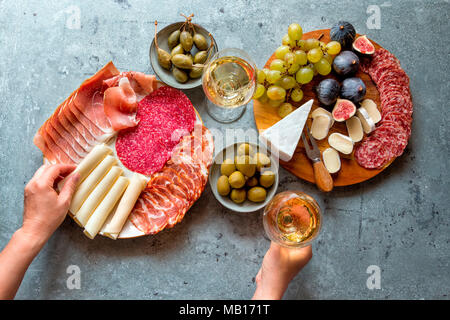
[253,25,412,187]
[35,62,213,239]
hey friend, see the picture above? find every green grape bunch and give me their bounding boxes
[253,23,342,118]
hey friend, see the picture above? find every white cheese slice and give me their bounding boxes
[259,99,313,162]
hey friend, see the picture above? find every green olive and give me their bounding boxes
[230,188,246,204]
[220,158,236,176]
[171,43,184,56]
[246,176,258,187]
[217,175,231,196]
[237,143,253,156]
[235,155,256,177]
[193,33,208,50]
[259,171,276,188]
[254,152,271,171]
[247,187,267,203]
[171,54,193,69]
[189,66,203,79]
[172,67,188,83]
[180,30,193,51]
[194,51,208,64]
[229,171,245,189]
[157,48,172,70]
[168,29,180,49]
[185,52,193,61]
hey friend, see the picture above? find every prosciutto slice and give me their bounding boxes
[103,78,138,131]
[34,62,156,164]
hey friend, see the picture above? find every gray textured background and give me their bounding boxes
[0,0,449,299]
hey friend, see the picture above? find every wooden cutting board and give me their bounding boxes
[253,29,393,187]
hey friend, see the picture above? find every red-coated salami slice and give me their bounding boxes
[115,86,196,175]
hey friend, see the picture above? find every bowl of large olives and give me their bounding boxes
[209,142,279,213]
[150,16,218,90]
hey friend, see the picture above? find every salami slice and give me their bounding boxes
[355,135,390,169]
[357,48,412,169]
[115,86,196,176]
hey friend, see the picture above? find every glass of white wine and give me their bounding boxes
[202,48,256,123]
[263,191,322,248]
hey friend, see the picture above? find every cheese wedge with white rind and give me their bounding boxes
[328,133,354,155]
[323,148,341,174]
[102,173,147,239]
[69,155,117,215]
[84,176,129,239]
[356,107,376,134]
[346,116,364,143]
[311,107,335,126]
[59,144,113,190]
[311,114,333,140]
[74,166,123,227]
[259,99,313,162]
[360,99,381,123]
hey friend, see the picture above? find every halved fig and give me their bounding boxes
[323,148,341,174]
[328,133,354,155]
[332,99,356,122]
[346,116,364,142]
[360,99,381,123]
[352,35,375,55]
[356,107,375,134]
[311,114,332,140]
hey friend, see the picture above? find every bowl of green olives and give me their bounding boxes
[209,142,279,213]
[150,18,218,90]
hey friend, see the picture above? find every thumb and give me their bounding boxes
[59,173,80,206]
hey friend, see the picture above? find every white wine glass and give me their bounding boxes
[263,191,322,248]
[202,48,256,123]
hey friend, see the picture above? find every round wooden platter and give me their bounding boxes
[253,29,393,187]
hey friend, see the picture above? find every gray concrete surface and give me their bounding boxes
[0,0,449,299]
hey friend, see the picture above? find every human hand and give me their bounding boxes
[21,164,79,243]
[252,242,312,300]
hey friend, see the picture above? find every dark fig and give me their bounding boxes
[316,79,341,107]
[341,77,366,103]
[333,51,360,76]
[352,35,375,55]
[330,21,356,48]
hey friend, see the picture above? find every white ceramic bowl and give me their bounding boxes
[209,142,279,213]
[149,22,218,90]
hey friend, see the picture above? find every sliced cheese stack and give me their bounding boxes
[59,144,113,192]
[67,146,148,240]
[74,166,123,227]
[83,176,129,239]
[101,174,147,239]
[69,155,117,215]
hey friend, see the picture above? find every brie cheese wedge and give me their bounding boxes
[259,99,313,162]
